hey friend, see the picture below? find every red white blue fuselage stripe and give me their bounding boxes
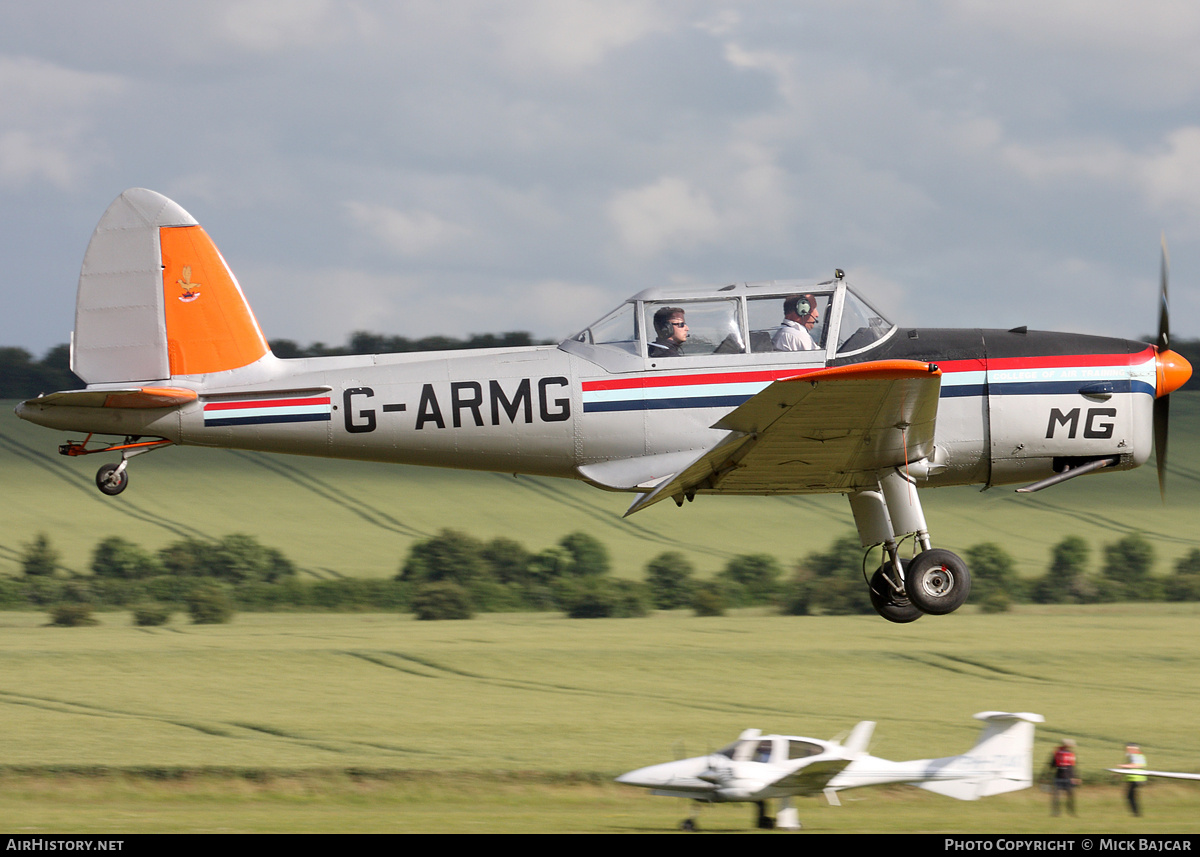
[203,396,332,426]
[580,350,1157,413]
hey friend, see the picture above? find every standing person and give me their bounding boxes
[1045,739,1080,816]
[772,294,820,351]
[1118,743,1147,816]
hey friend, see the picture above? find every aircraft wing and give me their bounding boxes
[768,757,856,795]
[20,387,198,409]
[1108,768,1200,781]
[625,359,942,515]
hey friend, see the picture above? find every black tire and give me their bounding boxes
[680,819,696,831]
[869,563,922,624]
[95,463,128,496]
[906,549,971,615]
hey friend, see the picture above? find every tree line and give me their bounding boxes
[10,527,1200,626]
[0,332,552,400]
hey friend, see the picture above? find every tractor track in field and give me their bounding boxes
[339,649,801,719]
[227,451,430,540]
[0,687,430,759]
[0,433,211,541]
[496,473,741,560]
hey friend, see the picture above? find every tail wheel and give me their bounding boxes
[95,463,128,496]
[906,549,971,615]
[869,562,922,624]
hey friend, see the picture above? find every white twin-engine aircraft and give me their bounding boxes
[15,189,1192,622]
[617,711,1045,830]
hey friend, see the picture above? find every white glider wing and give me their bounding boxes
[1108,769,1200,781]
[625,360,942,515]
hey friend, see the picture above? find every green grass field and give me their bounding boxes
[3,394,1200,582]
[0,608,1197,833]
[3,394,1200,833]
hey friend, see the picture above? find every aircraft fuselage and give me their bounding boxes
[18,327,1155,493]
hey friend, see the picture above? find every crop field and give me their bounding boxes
[3,393,1200,832]
[0,608,1198,833]
[3,393,1200,582]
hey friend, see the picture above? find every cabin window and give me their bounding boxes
[570,302,639,357]
[788,740,824,760]
[746,293,832,353]
[643,299,744,358]
[837,290,893,353]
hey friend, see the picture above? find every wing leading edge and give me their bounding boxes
[625,359,942,516]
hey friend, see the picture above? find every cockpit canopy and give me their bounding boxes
[561,277,895,372]
[715,735,828,765]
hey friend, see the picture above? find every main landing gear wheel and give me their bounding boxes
[905,549,971,615]
[679,818,697,831]
[95,463,128,496]
[869,562,922,624]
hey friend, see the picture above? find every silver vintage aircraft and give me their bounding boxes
[616,711,1045,830]
[15,189,1193,621]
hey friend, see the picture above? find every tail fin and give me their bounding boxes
[73,188,270,384]
[841,721,876,755]
[919,711,1044,800]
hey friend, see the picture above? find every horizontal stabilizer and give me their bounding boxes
[21,387,198,409]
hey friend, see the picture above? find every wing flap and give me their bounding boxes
[626,359,941,515]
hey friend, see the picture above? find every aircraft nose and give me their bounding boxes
[1156,349,1192,398]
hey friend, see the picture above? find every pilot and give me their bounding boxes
[772,294,819,351]
[649,307,688,358]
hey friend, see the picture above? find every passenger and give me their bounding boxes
[772,294,819,351]
[649,307,688,358]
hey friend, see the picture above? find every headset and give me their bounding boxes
[784,295,814,319]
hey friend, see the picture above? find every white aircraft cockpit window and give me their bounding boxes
[570,302,639,357]
[717,738,761,762]
[787,740,825,760]
[836,289,894,354]
[643,299,744,358]
[752,739,775,764]
[746,293,831,353]
[716,740,743,760]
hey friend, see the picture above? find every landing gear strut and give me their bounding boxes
[58,434,173,496]
[851,469,972,622]
[868,561,922,624]
[755,800,774,829]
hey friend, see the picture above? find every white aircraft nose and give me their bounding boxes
[615,764,672,787]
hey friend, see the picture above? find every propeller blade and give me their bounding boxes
[1158,236,1170,352]
[1155,237,1172,501]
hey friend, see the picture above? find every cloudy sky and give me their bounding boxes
[4,1,1200,356]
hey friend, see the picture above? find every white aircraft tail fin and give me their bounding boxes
[918,711,1044,800]
[72,188,270,385]
[841,720,875,755]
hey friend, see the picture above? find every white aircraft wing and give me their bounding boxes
[625,359,942,515]
[767,757,857,796]
[1108,768,1200,781]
